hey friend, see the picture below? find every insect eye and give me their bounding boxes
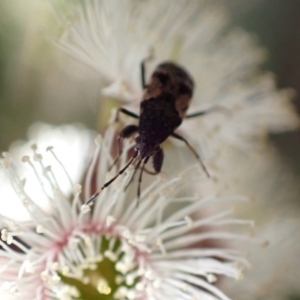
[179,83,192,96]
[155,72,170,84]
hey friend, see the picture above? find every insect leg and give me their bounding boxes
[171,132,210,178]
[153,148,164,173]
[124,152,161,199]
[124,158,142,191]
[141,60,147,89]
[186,105,231,119]
[109,124,138,171]
[137,156,150,200]
[131,149,163,177]
[86,150,139,205]
[103,150,139,189]
[115,107,139,122]
[143,168,160,175]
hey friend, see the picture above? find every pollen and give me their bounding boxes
[261,240,270,248]
[0,158,10,169]
[31,144,38,151]
[156,238,166,255]
[50,274,61,285]
[21,155,30,163]
[73,183,82,193]
[104,250,117,262]
[153,278,162,289]
[106,215,116,227]
[83,277,90,284]
[69,237,80,249]
[22,198,30,206]
[235,270,245,281]
[207,273,217,283]
[158,173,167,180]
[2,151,10,158]
[6,235,13,245]
[1,229,8,241]
[61,266,70,275]
[33,153,43,162]
[81,204,91,213]
[51,262,60,270]
[24,261,35,274]
[36,225,45,234]
[40,270,49,282]
[1,153,12,168]
[45,165,52,172]
[181,283,189,291]
[125,273,135,285]
[134,234,146,243]
[83,235,92,246]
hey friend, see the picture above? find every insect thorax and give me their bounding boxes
[139,95,182,146]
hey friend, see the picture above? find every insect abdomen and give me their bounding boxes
[144,62,194,119]
[139,96,181,144]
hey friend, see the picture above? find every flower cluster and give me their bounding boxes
[0,124,253,300]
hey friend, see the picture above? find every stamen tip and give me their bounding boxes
[31,143,37,151]
[81,204,91,214]
[1,152,12,168]
[158,173,167,180]
[106,215,116,227]
[73,183,82,194]
[45,165,52,172]
[33,153,43,162]
[21,155,30,163]
[261,240,270,248]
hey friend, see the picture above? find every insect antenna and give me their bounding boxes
[137,156,150,204]
[124,157,142,192]
[108,135,123,171]
[108,152,121,172]
[124,159,159,194]
[86,150,139,205]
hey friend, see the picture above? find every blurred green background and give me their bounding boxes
[224,0,300,175]
[0,0,101,150]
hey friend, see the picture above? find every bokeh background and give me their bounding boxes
[0,1,299,299]
[0,0,299,169]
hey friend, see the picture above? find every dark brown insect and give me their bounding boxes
[87,59,218,205]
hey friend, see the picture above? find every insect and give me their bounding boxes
[87,59,218,205]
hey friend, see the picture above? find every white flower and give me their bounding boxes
[0,124,254,300]
[54,0,299,153]
[0,123,94,221]
[225,217,300,300]
[215,145,300,300]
